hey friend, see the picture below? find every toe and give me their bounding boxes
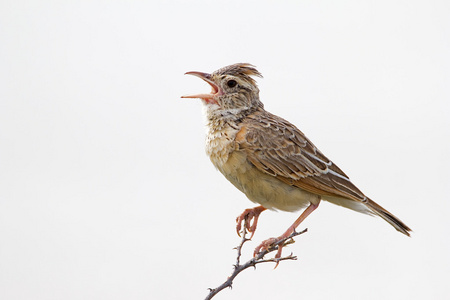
[253,237,278,257]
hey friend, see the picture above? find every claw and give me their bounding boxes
[273,244,284,269]
[253,237,278,257]
[236,220,242,237]
[235,206,266,238]
[253,236,286,269]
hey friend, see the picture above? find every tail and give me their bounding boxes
[366,199,412,236]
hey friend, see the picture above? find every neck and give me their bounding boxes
[204,105,258,129]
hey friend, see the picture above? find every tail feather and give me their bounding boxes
[366,199,412,236]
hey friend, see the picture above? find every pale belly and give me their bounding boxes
[214,151,320,212]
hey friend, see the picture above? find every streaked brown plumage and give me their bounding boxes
[182,63,411,260]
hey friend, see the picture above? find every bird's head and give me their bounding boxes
[182,63,263,114]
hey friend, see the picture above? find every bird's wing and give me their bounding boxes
[236,111,367,202]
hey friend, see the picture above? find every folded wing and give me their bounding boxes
[237,111,367,203]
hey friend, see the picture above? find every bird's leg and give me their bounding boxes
[236,205,267,239]
[253,201,320,267]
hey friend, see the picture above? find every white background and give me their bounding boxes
[1,1,449,299]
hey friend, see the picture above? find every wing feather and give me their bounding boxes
[237,111,367,202]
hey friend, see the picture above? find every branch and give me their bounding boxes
[204,226,307,300]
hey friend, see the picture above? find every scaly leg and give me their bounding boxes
[254,201,320,267]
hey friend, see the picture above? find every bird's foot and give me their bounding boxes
[236,206,266,239]
[253,236,288,269]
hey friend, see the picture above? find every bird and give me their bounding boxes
[182,63,411,261]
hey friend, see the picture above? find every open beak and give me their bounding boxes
[181,71,221,102]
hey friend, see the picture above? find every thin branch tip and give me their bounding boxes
[204,224,308,299]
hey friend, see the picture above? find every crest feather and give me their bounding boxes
[213,63,263,85]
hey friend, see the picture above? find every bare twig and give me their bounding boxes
[204,226,307,300]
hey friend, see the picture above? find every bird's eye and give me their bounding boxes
[227,80,237,88]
